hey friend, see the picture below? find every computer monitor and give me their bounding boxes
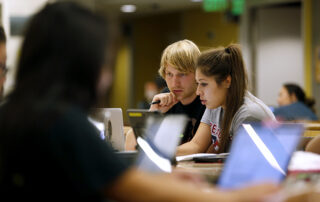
[126,109,162,138]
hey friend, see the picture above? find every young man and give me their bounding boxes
[125,40,206,150]
[0,26,7,102]
[150,39,206,143]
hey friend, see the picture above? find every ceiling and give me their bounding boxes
[95,0,203,17]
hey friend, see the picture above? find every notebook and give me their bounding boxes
[135,114,188,173]
[88,108,125,151]
[218,122,304,189]
[126,109,162,138]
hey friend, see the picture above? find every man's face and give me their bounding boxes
[0,43,7,96]
[164,65,197,105]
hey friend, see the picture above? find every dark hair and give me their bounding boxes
[0,26,6,43]
[0,2,111,132]
[283,83,315,110]
[197,44,248,153]
[14,2,108,108]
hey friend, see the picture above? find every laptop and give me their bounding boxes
[134,114,189,173]
[126,109,162,138]
[88,108,125,151]
[218,122,304,189]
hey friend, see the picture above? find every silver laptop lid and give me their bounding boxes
[89,108,125,151]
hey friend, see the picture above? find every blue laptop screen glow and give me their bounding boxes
[218,123,303,189]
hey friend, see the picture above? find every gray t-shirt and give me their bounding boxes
[201,92,275,152]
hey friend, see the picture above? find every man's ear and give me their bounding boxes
[223,75,231,88]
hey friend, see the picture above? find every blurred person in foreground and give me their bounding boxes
[0,26,7,102]
[0,2,278,201]
[274,83,318,121]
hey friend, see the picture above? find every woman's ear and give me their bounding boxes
[223,75,231,88]
[290,93,298,103]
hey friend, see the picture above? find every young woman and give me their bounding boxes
[274,83,318,121]
[177,44,275,155]
[0,2,278,201]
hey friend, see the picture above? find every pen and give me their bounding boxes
[150,100,160,105]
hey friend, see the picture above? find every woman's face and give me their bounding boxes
[195,69,230,109]
[277,86,295,106]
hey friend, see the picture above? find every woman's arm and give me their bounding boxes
[305,136,320,154]
[124,128,137,151]
[104,168,278,202]
[176,123,212,156]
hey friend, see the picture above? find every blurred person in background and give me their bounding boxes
[137,78,165,109]
[274,83,318,121]
[0,26,7,102]
[0,2,278,201]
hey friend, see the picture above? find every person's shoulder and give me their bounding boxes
[205,106,222,116]
[50,106,93,134]
[243,92,268,111]
[237,92,275,120]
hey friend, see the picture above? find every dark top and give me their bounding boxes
[0,106,128,201]
[162,88,206,144]
[273,101,318,121]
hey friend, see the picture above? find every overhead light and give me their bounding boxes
[120,5,136,13]
[191,0,202,2]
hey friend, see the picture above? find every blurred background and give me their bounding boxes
[1,0,320,123]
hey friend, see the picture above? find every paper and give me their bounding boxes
[288,151,320,171]
[176,153,228,162]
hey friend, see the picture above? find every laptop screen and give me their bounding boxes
[135,114,188,173]
[127,109,162,138]
[218,122,304,189]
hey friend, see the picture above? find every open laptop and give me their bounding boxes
[126,109,162,138]
[134,114,189,173]
[88,108,125,151]
[218,122,304,189]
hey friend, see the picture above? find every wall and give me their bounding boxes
[131,13,181,108]
[240,0,305,107]
[110,39,131,124]
[1,0,49,95]
[255,6,302,106]
[181,9,238,50]
[312,0,320,117]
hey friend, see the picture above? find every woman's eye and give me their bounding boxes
[200,83,207,87]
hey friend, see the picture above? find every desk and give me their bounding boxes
[176,161,320,202]
[303,122,320,137]
[176,161,223,184]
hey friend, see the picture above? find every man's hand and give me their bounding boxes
[149,92,178,113]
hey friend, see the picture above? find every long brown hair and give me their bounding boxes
[197,44,248,153]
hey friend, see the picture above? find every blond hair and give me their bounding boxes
[159,39,200,78]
